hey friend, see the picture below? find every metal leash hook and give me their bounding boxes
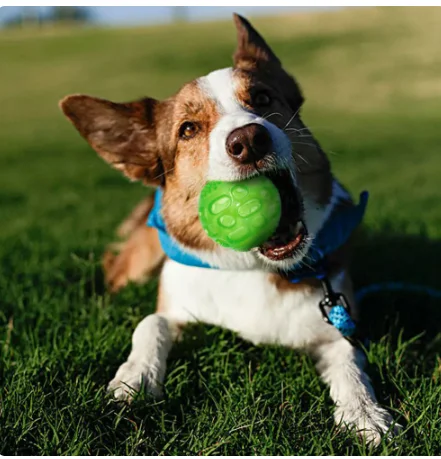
[319,277,356,338]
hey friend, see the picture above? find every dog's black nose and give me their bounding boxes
[226,123,272,164]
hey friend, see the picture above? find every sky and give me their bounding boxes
[0,6,339,27]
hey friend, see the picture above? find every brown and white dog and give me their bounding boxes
[60,15,397,443]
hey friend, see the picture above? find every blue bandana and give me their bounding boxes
[146,187,369,283]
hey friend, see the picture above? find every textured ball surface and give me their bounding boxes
[198,176,282,251]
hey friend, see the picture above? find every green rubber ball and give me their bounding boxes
[198,176,282,251]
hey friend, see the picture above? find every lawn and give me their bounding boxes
[1,6,441,455]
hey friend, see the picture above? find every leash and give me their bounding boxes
[316,279,441,348]
[355,281,441,304]
[349,281,441,351]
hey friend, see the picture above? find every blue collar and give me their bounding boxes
[147,187,369,283]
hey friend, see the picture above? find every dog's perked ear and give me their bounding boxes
[59,95,164,186]
[233,13,281,69]
[232,14,304,111]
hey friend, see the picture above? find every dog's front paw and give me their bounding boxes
[335,403,401,445]
[107,360,163,403]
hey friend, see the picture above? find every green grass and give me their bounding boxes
[1,6,441,455]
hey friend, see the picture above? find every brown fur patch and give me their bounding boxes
[103,194,164,292]
[269,274,321,293]
[161,82,220,251]
[104,225,164,292]
[233,69,253,104]
[233,14,281,69]
[103,194,167,293]
[116,194,155,238]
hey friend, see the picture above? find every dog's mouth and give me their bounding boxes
[258,169,308,261]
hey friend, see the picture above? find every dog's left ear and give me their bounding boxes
[233,13,281,69]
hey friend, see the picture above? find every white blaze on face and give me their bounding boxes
[197,67,292,182]
[198,67,239,114]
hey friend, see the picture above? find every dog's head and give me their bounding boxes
[60,15,333,272]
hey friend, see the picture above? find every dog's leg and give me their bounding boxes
[115,195,156,239]
[108,313,179,402]
[314,338,398,444]
[103,225,165,292]
[103,195,165,292]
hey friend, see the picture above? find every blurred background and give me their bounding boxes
[0,6,341,27]
[2,7,441,455]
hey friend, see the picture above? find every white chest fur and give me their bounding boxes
[160,259,342,348]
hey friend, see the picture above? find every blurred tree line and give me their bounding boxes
[1,7,94,28]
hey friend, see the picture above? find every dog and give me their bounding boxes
[60,14,398,444]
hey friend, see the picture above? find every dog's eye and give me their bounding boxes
[253,91,272,108]
[179,122,198,140]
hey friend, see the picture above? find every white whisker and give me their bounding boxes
[284,127,310,133]
[154,166,175,180]
[291,141,319,149]
[282,108,301,130]
[295,153,309,165]
[263,112,283,121]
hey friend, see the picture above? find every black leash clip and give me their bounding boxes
[319,277,356,338]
